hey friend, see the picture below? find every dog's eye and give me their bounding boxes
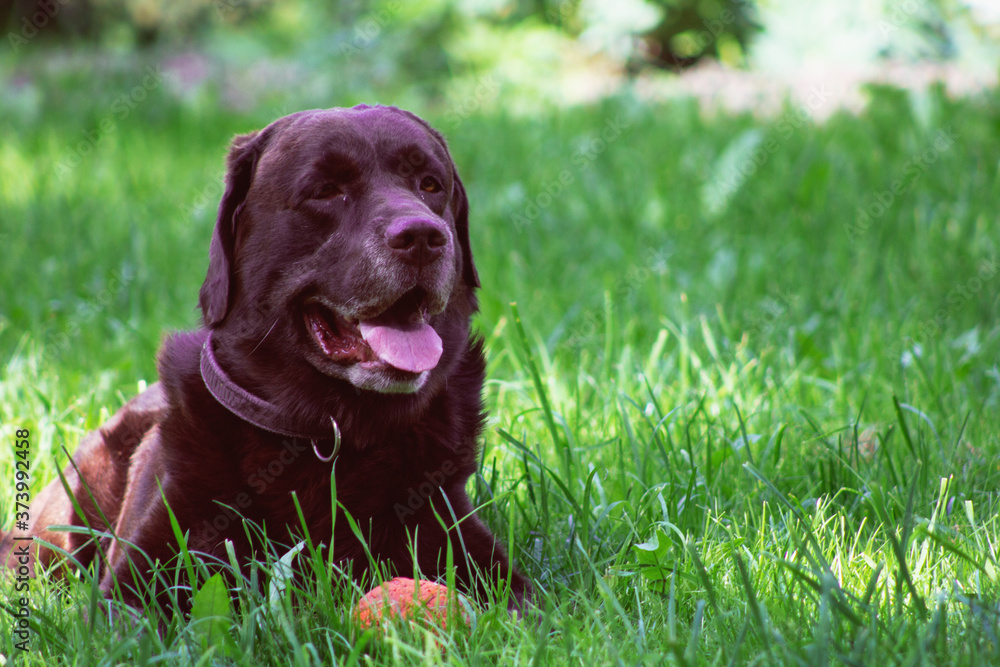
[420,176,442,194]
[313,182,342,199]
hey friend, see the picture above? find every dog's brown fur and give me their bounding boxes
[1,105,530,613]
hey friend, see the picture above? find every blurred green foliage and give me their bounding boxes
[1,0,266,44]
[4,0,995,89]
[462,0,758,69]
[2,0,759,70]
[637,0,758,69]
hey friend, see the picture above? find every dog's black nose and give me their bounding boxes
[385,218,449,266]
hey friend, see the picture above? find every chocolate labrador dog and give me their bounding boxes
[1,105,531,614]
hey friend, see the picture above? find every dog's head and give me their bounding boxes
[199,106,479,398]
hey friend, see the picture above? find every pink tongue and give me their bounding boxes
[358,321,442,373]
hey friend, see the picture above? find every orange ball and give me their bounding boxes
[354,577,471,632]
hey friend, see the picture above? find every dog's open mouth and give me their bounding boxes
[303,289,443,374]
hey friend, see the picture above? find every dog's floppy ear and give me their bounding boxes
[199,131,262,327]
[451,171,480,289]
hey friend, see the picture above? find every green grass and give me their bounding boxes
[1,58,999,665]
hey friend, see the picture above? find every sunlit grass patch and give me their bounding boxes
[1,71,998,663]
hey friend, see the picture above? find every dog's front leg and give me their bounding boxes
[99,431,181,612]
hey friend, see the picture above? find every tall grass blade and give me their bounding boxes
[509,301,568,475]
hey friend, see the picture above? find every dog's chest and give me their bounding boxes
[241,438,457,527]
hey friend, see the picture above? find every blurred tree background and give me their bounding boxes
[3,0,997,113]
